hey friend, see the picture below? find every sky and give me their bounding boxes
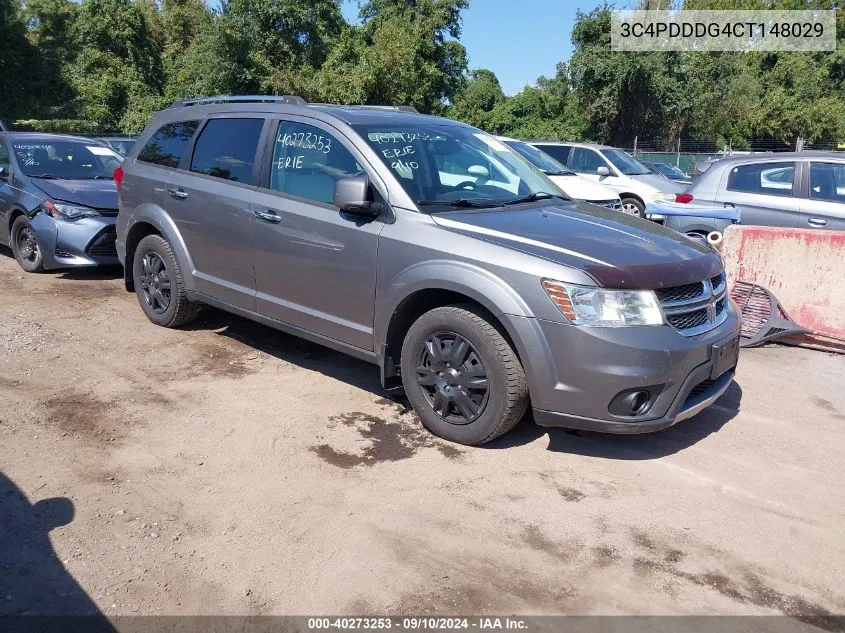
[341,0,607,96]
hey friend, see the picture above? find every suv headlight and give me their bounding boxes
[542,280,664,326]
[43,200,99,220]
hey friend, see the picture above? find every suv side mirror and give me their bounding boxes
[596,166,610,177]
[334,175,381,218]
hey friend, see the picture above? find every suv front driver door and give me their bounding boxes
[250,117,384,352]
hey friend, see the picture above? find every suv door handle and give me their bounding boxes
[808,217,827,227]
[168,188,188,200]
[254,209,281,223]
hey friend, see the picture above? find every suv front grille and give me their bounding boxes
[658,273,729,336]
[86,227,117,259]
[655,282,704,303]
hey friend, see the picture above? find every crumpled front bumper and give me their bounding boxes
[30,212,119,270]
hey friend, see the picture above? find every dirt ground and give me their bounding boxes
[1,248,844,624]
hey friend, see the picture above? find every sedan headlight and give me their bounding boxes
[541,280,663,326]
[650,192,677,201]
[43,200,100,220]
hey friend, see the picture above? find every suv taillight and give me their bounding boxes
[113,166,124,189]
[675,193,694,203]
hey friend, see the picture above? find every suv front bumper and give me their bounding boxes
[504,302,741,434]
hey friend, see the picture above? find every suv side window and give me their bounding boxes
[570,147,606,174]
[809,162,845,203]
[189,118,264,184]
[137,121,199,168]
[726,162,795,197]
[535,144,571,165]
[269,121,363,205]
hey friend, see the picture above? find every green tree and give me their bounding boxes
[67,0,164,131]
[451,68,506,128]
[315,0,469,113]
[0,0,40,121]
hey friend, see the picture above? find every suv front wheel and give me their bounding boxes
[132,234,199,328]
[400,304,529,445]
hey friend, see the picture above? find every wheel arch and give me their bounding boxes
[376,263,534,390]
[122,206,194,293]
[5,206,27,243]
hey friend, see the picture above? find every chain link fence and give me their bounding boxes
[626,138,845,176]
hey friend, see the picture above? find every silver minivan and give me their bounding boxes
[682,152,845,230]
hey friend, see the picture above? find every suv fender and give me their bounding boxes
[375,260,538,389]
[121,204,196,294]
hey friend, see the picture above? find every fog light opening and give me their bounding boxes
[630,391,650,415]
[608,386,663,418]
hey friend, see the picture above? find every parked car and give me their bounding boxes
[646,199,740,242]
[94,136,137,156]
[496,137,622,211]
[529,142,686,217]
[678,152,845,229]
[0,132,123,272]
[116,95,739,445]
[641,160,692,185]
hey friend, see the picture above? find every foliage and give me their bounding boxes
[1,0,843,148]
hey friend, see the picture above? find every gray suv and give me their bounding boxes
[116,96,741,445]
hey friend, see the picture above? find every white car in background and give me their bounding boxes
[530,141,687,217]
[497,137,622,211]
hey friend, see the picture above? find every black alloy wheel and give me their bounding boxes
[139,251,171,314]
[415,331,490,425]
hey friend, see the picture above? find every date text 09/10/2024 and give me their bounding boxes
[306,617,529,630]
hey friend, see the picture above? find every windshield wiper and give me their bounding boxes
[544,170,574,176]
[29,174,58,179]
[417,198,505,209]
[503,192,560,205]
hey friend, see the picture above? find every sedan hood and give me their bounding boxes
[547,174,618,202]
[29,178,118,210]
[630,173,687,193]
[431,200,722,288]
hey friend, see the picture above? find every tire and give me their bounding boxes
[10,215,45,273]
[132,234,199,328]
[621,197,645,217]
[400,304,529,445]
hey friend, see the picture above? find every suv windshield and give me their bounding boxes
[355,124,559,210]
[503,140,574,176]
[12,140,122,179]
[600,149,651,176]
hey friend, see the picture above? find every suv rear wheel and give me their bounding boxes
[400,304,529,445]
[11,215,45,273]
[132,234,199,327]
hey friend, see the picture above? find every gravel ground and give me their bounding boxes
[0,249,843,624]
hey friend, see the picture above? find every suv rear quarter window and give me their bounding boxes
[189,118,265,184]
[137,120,199,168]
[726,162,795,197]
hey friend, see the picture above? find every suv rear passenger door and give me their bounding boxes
[799,160,845,230]
[166,114,269,309]
[719,161,799,227]
[250,116,384,352]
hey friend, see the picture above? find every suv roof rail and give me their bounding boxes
[309,103,419,114]
[171,95,307,108]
